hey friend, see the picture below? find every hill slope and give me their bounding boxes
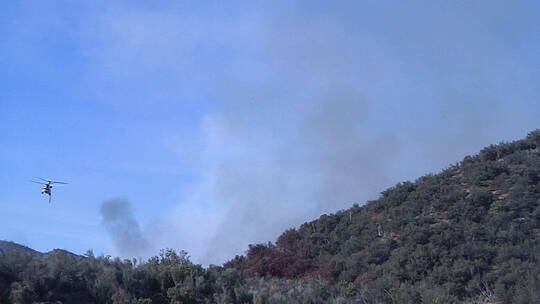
[230,129,540,303]
[0,240,41,257]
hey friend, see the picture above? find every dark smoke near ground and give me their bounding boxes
[100,199,149,257]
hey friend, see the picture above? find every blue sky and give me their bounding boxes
[1,1,539,264]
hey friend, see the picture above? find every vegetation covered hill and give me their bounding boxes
[1,130,540,303]
[0,241,41,257]
[232,130,540,303]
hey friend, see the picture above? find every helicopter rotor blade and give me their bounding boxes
[29,180,44,184]
[35,177,51,183]
[51,181,68,185]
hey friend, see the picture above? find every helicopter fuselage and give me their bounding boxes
[41,184,51,195]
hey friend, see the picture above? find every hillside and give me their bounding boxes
[0,241,41,257]
[228,129,540,302]
[0,130,539,303]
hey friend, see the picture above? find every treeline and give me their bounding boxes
[0,248,360,303]
[1,130,540,303]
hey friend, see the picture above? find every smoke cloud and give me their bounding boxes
[100,199,149,257]
[196,88,402,263]
[87,1,540,264]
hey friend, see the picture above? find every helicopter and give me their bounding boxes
[29,177,68,203]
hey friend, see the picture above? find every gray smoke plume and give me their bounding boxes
[84,1,540,264]
[198,87,402,263]
[178,2,539,264]
[100,199,149,257]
